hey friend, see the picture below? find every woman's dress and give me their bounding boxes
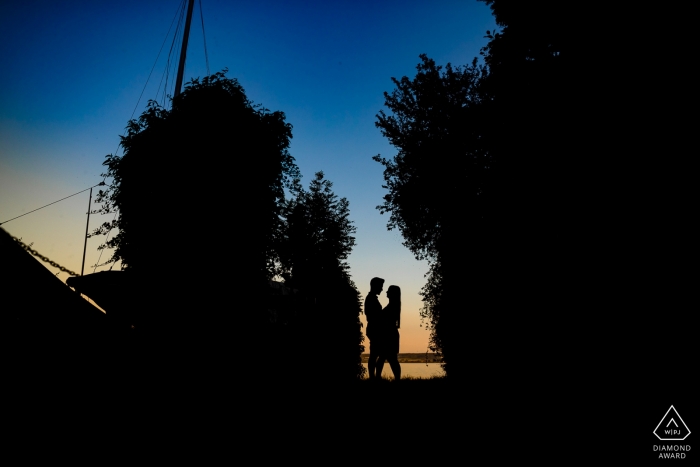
[380,302,400,356]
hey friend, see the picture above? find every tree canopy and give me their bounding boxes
[92,71,365,381]
[373,55,491,373]
[374,54,490,262]
[277,172,365,380]
[277,171,356,287]
[90,71,301,378]
[94,70,299,281]
[373,2,589,377]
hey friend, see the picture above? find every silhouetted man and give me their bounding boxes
[364,277,384,379]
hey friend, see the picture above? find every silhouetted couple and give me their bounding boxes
[365,277,401,380]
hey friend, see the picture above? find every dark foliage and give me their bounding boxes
[90,71,300,378]
[472,2,697,391]
[374,55,490,373]
[277,172,365,380]
[374,2,695,385]
[90,71,366,383]
[374,2,604,377]
[277,172,356,284]
[94,70,298,280]
[374,55,489,261]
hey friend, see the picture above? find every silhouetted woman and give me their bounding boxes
[376,285,401,380]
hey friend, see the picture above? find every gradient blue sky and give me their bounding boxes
[0,0,496,352]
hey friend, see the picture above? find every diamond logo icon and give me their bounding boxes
[654,405,691,441]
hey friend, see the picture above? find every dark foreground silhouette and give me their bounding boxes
[4,222,691,463]
[3,227,115,382]
[79,72,365,385]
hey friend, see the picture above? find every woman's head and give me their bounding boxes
[387,285,401,301]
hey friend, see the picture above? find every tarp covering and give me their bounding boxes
[1,227,105,323]
[2,227,113,382]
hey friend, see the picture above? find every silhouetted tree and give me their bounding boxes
[477,0,577,225]
[374,55,489,260]
[375,2,625,379]
[277,172,365,380]
[374,55,490,375]
[278,173,355,283]
[91,70,300,377]
[94,70,298,279]
[474,0,601,379]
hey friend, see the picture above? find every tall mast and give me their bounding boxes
[174,0,195,98]
[81,187,93,276]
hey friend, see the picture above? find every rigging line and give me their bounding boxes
[167,3,187,103]
[92,210,119,274]
[168,19,182,101]
[0,182,105,226]
[173,3,188,98]
[129,0,184,123]
[199,0,210,76]
[100,0,187,179]
[159,29,173,104]
[89,3,187,269]
[157,0,187,106]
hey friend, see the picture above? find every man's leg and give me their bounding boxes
[376,356,386,379]
[368,339,377,379]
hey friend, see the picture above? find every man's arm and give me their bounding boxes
[364,294,380,321]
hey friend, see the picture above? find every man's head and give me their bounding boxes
[370,277,384,295]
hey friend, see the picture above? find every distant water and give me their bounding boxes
[362,363,444,379]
